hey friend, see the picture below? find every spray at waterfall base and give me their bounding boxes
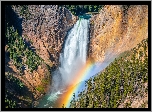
[51,58,105,108]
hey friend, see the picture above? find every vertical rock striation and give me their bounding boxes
[89,5,148,63]
[13,5,78,69]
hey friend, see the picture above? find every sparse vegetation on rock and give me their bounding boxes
[61,5,104,16]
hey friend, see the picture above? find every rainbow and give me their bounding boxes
[56,58,99,108]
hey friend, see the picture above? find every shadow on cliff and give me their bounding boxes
[4,5,38,108]
[5,5,37,54]
[5,75,34,108]
[5,5,23,73]
[5,5,23,36]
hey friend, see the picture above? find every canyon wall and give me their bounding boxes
[89,5,148,63]
[5,5,77,104]
[12,5,78,69]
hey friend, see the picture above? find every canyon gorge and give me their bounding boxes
[4,5,148,108]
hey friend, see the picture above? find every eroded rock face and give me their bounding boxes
[13,5,78,69]
[5,5,78,101]
[89,5,148,63]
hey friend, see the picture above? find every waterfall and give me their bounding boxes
[36,17,111,108]
[58,18,90,88]
[36,18,90,108]
[50,18,90,93]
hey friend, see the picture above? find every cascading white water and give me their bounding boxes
[60,18,89,70]
[50,18,90,93]
[58,18,90,88]
[36,18,90,108]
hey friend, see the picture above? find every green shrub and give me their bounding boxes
[36,85,44,93]
[5,25,43,73]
